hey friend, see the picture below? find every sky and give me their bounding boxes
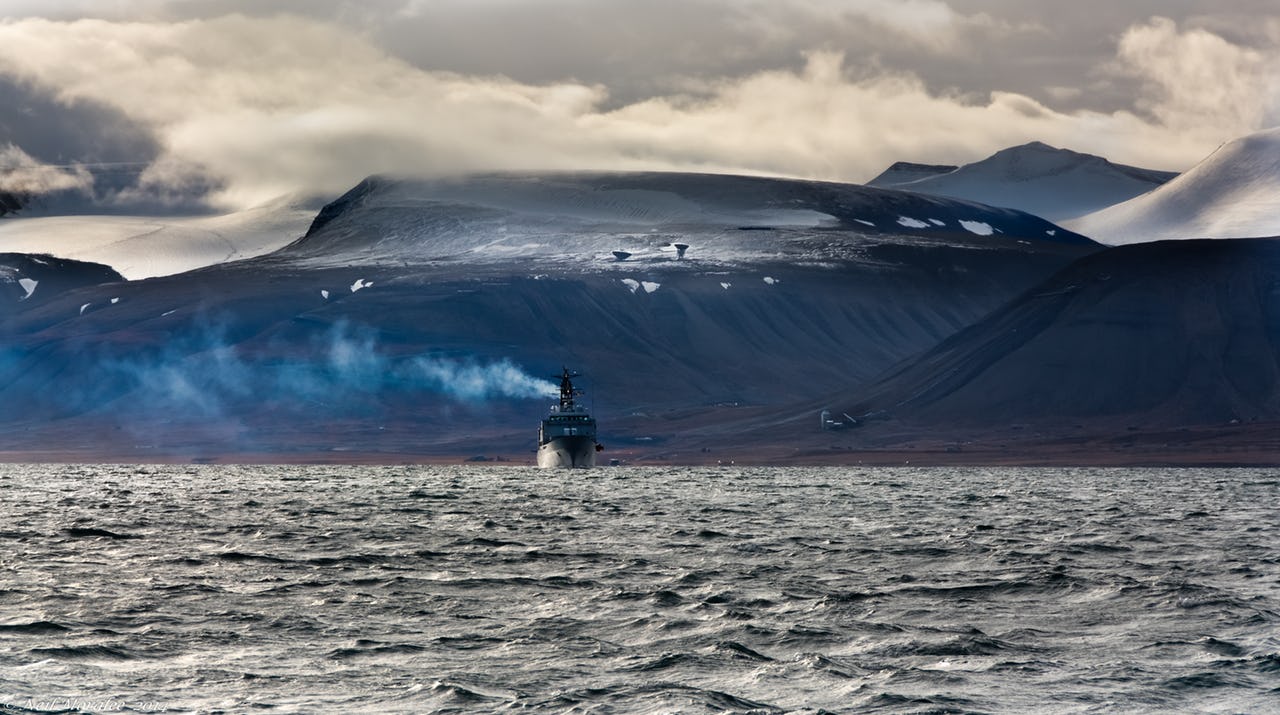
[0,0,1277,210]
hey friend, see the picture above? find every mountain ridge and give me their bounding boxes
[284,170,1093,266]
[868,142,1177,222]
[1067,127,1280,243]
[828,237,1280,431]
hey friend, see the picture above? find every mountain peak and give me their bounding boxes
[1005,140,1058,152]
[1067,126,1280,244]
[867,142,1177,222]
[866,162,958,187]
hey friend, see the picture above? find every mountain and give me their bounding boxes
[0,197,319,280]
[0,190,27,218]
[0,162,317,279]
[0,171,1096,461]
[866,162,957,187]
[869,142,1177,222]
[0,253,123,314]
[784,238,1280,461]
[285,171,1093,263]
[1067,127,1280,244]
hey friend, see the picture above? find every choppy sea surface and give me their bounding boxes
[1,466,1278,714]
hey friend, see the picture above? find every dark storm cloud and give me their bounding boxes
[0,75,159,165]
[0,2,1274,209]
[94,0,1274,115]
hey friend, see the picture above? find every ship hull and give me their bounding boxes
[537,435,597,468]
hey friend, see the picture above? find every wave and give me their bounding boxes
[0,620,71,634]
[1163,670,1256,690]
[28,644,135,661]
[327,641,427,660]
[426,680,504,704]
[212,551,290,564]
[303,553,386,567]
[623,651,699,672]
[871,632,1030,658]
[63,526,139,540]
[860,691,986,713]
[544,681,780,713]
[1251,653,1280,673]
[432,634,507,651]
[713,640,772,661]
[457,536,526,548]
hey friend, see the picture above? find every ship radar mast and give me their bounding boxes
[555,367,584,411]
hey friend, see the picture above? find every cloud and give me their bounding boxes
[1114,16,1280,139]
[732,0,1020,52]
[0,13,1274,211]
[0,144,93,195]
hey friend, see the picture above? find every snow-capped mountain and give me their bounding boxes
[869,142,1177,222]
[1067,127,1280,244]
[5,167,1275,463]
[0,171,1098,459]
[0,197,318,280]
[286,171,1090,268]
[866,162,957,187]
[0,162,317,279]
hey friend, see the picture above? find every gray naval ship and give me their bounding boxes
[537,368,602,468]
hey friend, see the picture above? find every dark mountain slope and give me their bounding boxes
[834,238,1280,430]
[1,190,29,217]
[0,253,123,315]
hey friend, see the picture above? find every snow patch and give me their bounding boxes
[320,289,330,300]
[897,217,931,229]
[161,309,177,317]
[720,282,732,290]
[959,220,994,236]
[621,278,660,293]
[350,279,372,293]
[929,219,946,226]
[110,297,120,304]
[763,276,778,285]
[854,219,876,227]
[79,303,90,315]
[1046,229,1057,236]
[17,278,37,299]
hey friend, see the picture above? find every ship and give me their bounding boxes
[537,368,602,468]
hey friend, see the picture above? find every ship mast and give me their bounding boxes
[556,367,583,411]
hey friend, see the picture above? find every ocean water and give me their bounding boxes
[1,466,1278,714]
